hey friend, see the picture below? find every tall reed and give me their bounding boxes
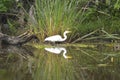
[31,0,85,42]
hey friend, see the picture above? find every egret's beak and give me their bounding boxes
[68,31,72,33]
[66,56,72,59]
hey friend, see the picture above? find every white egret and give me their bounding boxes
[44,31,71,43]
[45,47,72,59]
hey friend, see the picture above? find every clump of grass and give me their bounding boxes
[29,0,85,42]
[28,0,120,43]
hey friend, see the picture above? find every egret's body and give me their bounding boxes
[44,31,71,42]
[45,47,71,59]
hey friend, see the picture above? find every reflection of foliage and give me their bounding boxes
[32,49,75,80]
[1,45,120,80]
[0,45,35,80]
[0,53,32,80]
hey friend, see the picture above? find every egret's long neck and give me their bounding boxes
[62,49,67,58]
[62,32,67,41]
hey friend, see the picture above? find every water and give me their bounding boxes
[0,44,120,80]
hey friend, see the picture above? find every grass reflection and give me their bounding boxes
[0,52,33,80]
[32,45,120,80]
[0,44,120,80]
[33,49,74,80]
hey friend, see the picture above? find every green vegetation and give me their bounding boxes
[28,0,120,42]
[1,1,120,79]
[0,0,15,12]
[1,45,120,80]
[0,0,120,42]
[30,0,84,41]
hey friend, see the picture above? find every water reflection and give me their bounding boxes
[45,47,72,59]
[1,44,120,80]
[0,45,34,80]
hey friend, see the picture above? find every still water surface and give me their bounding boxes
[0,44,120,80]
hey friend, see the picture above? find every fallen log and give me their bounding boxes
[0,30,39,45]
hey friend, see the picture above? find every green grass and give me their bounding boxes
[1,0,120,43]
[28,0,86,42]
[27,0,120,43]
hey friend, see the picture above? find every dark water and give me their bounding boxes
[0,44,120,80]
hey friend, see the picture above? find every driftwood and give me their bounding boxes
[0,30,39,45]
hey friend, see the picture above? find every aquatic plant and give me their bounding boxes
[28,0,86,42]
[27,0,120,43]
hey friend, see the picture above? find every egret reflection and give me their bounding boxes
[45,47,72,59]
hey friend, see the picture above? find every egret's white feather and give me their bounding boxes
[44,35,62,42]
[45,47,63,54]
[44,31,71,42]
[45,47,71,59]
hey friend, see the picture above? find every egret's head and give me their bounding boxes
[64,31,71,34]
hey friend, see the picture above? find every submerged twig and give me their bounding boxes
[80,49,98,62]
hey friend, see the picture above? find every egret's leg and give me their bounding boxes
[50,42,55,46]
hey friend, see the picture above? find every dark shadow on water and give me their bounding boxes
[0,44,34,56]
[0,44,35,80]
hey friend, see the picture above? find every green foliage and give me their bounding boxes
[77,0,120,34]
[7,19,17,35]
[1,0,119,42]
[27,0,120,42]
[0,0,15,12]
[30,0,84,41]
[114,0,120,9]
